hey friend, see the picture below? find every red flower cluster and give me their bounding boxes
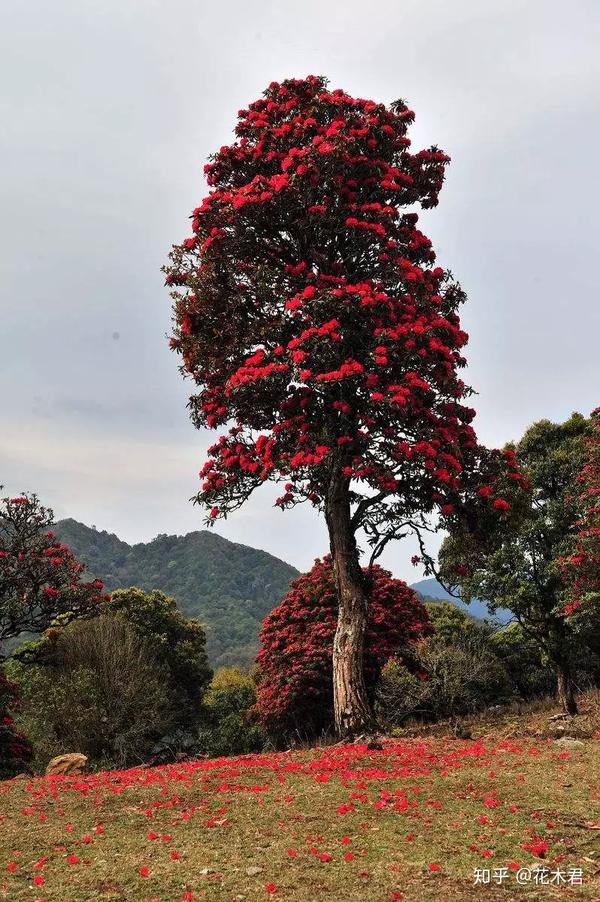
[254,557,431,738]
[164,75,500,541]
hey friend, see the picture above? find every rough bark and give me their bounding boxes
[555,660,578,715]
[325,469,373,737]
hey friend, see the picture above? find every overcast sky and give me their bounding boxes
[1,0,598,580]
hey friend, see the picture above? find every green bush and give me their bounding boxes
[196,668,266,757]
[107,587,212,728]
[8,616,175,770]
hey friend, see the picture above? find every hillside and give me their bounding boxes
[411,577,512,623]
[52,521,512,668]
[53,519,298,668]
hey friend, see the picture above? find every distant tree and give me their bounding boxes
[440,413,594,714]
[490,623,555,700]
[107,587,212,727]
[0,490,107,649]
[254,556,431,740]
[165,75,520,735]
[424,601,483,644]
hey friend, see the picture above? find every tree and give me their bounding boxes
[254,557,431,740]
[561,409,600,657]
[107,587,212,727]
[165,76,516,735]
[440,413,594,714]
[0,490,107,649]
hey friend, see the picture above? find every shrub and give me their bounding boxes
[196,668,266,757]
[9,616,174,770]
[377,635,511,726]
[107,587,212,727]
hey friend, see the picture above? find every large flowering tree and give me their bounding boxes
[0,489,108,647]
[165,76,517,735]
[254,556,431,740]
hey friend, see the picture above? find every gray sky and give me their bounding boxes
[1,0,599,581]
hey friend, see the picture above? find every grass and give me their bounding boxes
[1,722,599,900]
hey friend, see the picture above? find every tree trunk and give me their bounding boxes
[325,469,373,737]
[556,660,578,715]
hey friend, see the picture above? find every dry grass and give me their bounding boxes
[392,689,600,743]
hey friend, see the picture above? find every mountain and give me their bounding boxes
[53,519,299,668]
[51,520,512,668]
[410,578,512,623]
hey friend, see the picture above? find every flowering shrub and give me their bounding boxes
[0,489,108,643]
[0,669,33,779]
[254,557,431,738]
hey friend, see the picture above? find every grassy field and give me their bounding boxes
[1,730,599,902]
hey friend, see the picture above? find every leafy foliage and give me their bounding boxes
[0,491,107,648]
[8,616,175,769]
[377,606,558,725]
[561,408,600,654]
[439,413,596,713]
[107,587,212,727]
[52,519,297,667]
[197,667,266,757]
[254,557,431,740]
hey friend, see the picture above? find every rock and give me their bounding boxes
[45,753,88,776]
[246,866,263,876]
[199,868,215,876]
[454,722,473,740]
[554,737,584,748]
